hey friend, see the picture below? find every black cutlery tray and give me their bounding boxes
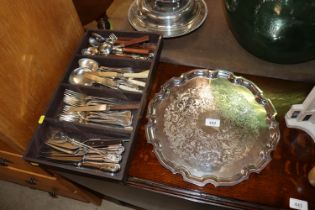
[24,29,163,181]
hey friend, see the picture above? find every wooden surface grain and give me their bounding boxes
[57,63,315,209]
[127,62,315,209]
[0,0,83,151]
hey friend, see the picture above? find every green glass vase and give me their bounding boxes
[224,0,315,64]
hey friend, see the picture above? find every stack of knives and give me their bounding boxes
[41,132,125,173]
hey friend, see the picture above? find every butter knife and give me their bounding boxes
[67,103,140,112]
[44,153,122,163]
[42,155,120,172]
[90,70,149,79]
[84,73,142,93]
[78,161,120,172]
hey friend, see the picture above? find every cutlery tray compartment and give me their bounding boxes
[77,30,160,58]
[24,29,162,180]
[44,85,139,137]
[62,56,152,101]
[26,120,131,180]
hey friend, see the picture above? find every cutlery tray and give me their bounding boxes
[24,29,162,181]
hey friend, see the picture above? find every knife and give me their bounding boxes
[113,46,150,55]
[42,150,116,157]
[84,73,142,93]
[45,157,120,172]
[43,153,122,163]
[46,136,125,150]
[117,35,150,47]
[44,143,125,156]
[67,103,140,112]
[90,70,149,79]
[83,139,123,147]
[46,139,80,150]
[82,142,125,154]
[78,161,120,172]
[45,143,79,155]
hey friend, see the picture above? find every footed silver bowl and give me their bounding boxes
[146,69,280,187]
[128,0,207,38]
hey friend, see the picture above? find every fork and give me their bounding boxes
[63,94,118,107]
[63,89,139,111]
[59,112,133,128]
[63,89,119,106]
[60,106,133,127]
[107,33,118,44]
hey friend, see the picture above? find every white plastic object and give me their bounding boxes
[285,86,315,141]
[289,198,308,210]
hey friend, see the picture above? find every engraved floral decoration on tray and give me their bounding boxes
[146,70,280,187]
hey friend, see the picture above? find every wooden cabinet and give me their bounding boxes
[0,0,101,205]
[0,148,100,203]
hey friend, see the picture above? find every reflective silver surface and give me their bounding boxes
[69,67,93,86]
[128,0,207,38]
[78,58,99,71]
[146,69,280,186]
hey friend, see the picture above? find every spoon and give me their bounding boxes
[88,33,108,47]
[81,47,99,55]
[69,68,142,93]
[98,42,112,56]
[78,58,99,71]
[91,32,106,42]
[88,37,101,47]
[98,42,150,56]
[78,58,133,73]
[69,67,94,86]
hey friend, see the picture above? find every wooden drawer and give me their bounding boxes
[0,149,102,204]
[0,149,51,175]
[0,140,18,153]
[0,164,100,203]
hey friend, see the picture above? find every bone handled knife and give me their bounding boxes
[68,103,140,112]
[79,161,120,172]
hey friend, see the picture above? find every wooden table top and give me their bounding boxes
[127,62,315,210]
[42,1,315,208]
[108,0,315,82]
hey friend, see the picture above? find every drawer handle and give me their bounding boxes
[49,191,58,198]
[25,177,38,185]
[0,157,12,166]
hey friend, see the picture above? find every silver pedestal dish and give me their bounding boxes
[146,70,280,187]
[128,0,207,38]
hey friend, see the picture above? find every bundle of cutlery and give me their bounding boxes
[59,89,136,132]
[69,58,148,93]
[41,132,126,172]
[81,32,155,60]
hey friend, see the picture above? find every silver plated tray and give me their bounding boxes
[146,70,280,187]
